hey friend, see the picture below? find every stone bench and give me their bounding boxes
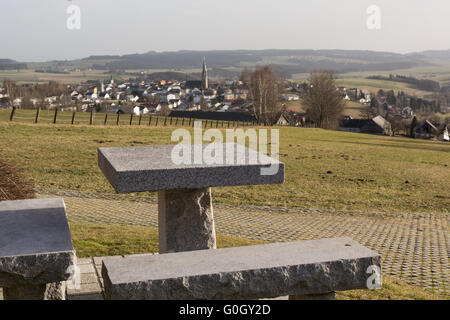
[102,238,381,300]
[0,198,76,300]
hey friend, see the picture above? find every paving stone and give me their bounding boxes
[81,273,99,285]
[78,264,95,274]
[77,258,92,265]
[67,282,102,295]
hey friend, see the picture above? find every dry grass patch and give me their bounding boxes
[0,157,35,201]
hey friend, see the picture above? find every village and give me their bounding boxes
[1,58,449,142]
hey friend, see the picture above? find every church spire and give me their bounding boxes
[201,57,209,91]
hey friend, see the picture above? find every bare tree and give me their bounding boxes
[158,104,171,116]
[242,66,280,124]
[145,94,161,105]
[3,79,19,108]
[200,97,209,111]
[302,71,346,129]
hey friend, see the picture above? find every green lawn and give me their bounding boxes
[0,115,449,213]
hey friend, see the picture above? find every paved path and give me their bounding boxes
[2,189,447,299]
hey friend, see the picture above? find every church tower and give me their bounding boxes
[201,57,209,91]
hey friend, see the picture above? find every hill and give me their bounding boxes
[0,59,27,70]
[79,49,433,77]
[7,49,446,76]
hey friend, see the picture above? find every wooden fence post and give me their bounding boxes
[71,111,76,125]
[175,118,179,126]
[53,109,58,124]
[104,113,108,125]
[9,107,16,121]
[189,118,192,126]
[155,117,159,126]
[34,107,40,124]
[148,116,152,126]
[90,110,94,125]
[182,118,185,126]
[169,117,173,126]
[164,117,167,126]
[139,114,142,126]
[130,114,133,126]
[216,120,219,128]
[116,113,120,126]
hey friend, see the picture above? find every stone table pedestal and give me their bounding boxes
[158,188,216,254]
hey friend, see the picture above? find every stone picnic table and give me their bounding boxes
[98,143,284,254]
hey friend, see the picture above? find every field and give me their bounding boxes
[283,100,373,119]
[0,69,114,84]
[292,64,450,100]
[335,78,432,99]
[0,68,203,84]
[1,112,449,214]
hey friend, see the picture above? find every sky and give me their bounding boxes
[1,0,450,62]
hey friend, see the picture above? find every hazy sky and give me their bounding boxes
[1,0,449,61]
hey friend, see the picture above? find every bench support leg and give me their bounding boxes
[289,292,336,300]
[158,188,217,254]
[3,282,66,300]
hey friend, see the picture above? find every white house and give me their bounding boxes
[133,106,141,116]
[127,95,139,103]
[162,93,179,103]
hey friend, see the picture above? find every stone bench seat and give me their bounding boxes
[0,198,76,300]
[102,238,381,300]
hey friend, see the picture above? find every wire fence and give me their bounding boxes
[1,107,268,129]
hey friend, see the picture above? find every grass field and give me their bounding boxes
[2,108,237,127]
[0,67,202,84]
[283,99,367,118]
[0,112,449,213]
[0,70,113,84]
[335,78,432,99]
